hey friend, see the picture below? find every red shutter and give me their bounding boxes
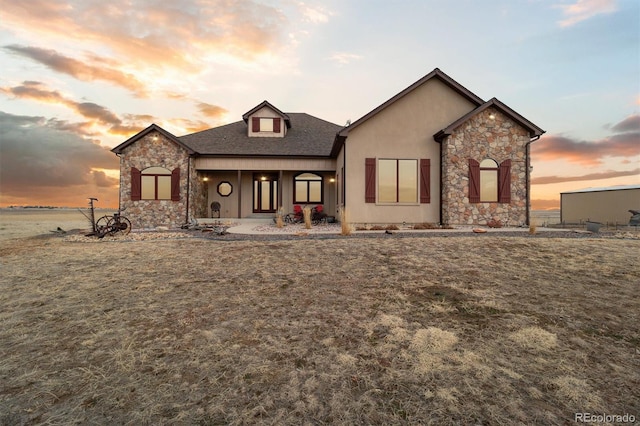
[420,159,431,203]
[273,117,281,133]
[131,167,141,201]
[469,159,480,203]
[498,159,511,203]
[252,117,260,132]
[171,168,180,201]
[365,158,376,203]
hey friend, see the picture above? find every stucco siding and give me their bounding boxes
[343,77,478,225]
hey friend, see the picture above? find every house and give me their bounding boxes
[111,68,544,229]
[560,184,640,225]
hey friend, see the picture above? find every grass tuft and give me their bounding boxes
[303,206,312,229]
[339,207,352,236]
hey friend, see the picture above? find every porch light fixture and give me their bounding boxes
[152,134,159,141]
[488,113,496,120]
[260,176,267,181]
[203,177,209,182]
[329,178,336,183]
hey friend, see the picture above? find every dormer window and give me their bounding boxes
[252,117,281,133]
[244,101,290,138]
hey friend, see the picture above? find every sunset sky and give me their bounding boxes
[0,0,638,209]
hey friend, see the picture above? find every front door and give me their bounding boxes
[253,173,278,213]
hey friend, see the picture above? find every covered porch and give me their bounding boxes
[194,157,337,220]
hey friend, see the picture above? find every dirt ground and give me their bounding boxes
[0,233,638,425]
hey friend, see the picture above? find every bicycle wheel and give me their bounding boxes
[111,216,132,235]
[95,215,111,234]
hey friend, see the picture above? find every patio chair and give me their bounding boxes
[312,205,327,225]
[285,205,304,223]
[211,201,221,218]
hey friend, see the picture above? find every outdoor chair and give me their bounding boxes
[211,201,221,218]
[285,205,304,223]
[311,205,327,225]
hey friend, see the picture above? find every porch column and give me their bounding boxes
[237,170,242,219]
[278,170,283,209]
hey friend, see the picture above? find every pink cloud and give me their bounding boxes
[555,0,617,27]
[0,0,287,72]
[532,168,640,185]
[532,115,640,166]
[4,45,148,97]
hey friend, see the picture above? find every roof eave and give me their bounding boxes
[433,98,545,141]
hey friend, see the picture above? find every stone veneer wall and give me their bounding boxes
[441,107,531,226]
[118,131,205,229]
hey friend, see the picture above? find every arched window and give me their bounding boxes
[130,166,180,201]
[294,172,323,203]
[479,159,498,202]
[141,167,171,200]
[468,158,511,203]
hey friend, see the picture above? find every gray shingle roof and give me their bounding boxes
[179,113,342,157]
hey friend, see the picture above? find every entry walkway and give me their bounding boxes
[196,218,570,236]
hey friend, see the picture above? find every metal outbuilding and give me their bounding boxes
[560,184,640,225]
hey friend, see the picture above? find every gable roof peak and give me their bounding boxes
[111,123,195,155]
[433,97,545,141]
[242,100,292,128]
[338,68,484,137]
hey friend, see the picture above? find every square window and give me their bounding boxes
[378,159,417,203]
[260,118,274,132]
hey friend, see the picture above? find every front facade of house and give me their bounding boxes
[112,69,544,229]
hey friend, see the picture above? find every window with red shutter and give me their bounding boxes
[273,117,281,133]
[498,159,511,203]
[365,158,376,203]
[131,167,141,201]
[171,168,180,201]
[468,159,480,203]
[252,117,260,132]
[420,159,431,203]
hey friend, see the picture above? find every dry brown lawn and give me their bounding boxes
[0,234,638,425]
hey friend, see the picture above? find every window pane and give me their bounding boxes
[141,176,155,199]
[261,181,271,209]
[254,181,259,209]
[480,170,498,202]
[296,173,322,181]
[309,181,322,202]
[217,182,232,197]
[480,159,498,168]
[398,160,417,203]
[142,166,170,175]
[273,181,278,208]
[296,181,308,202]
[260,118,273,132]
[157,176,171,199]
[378,159,397,203]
